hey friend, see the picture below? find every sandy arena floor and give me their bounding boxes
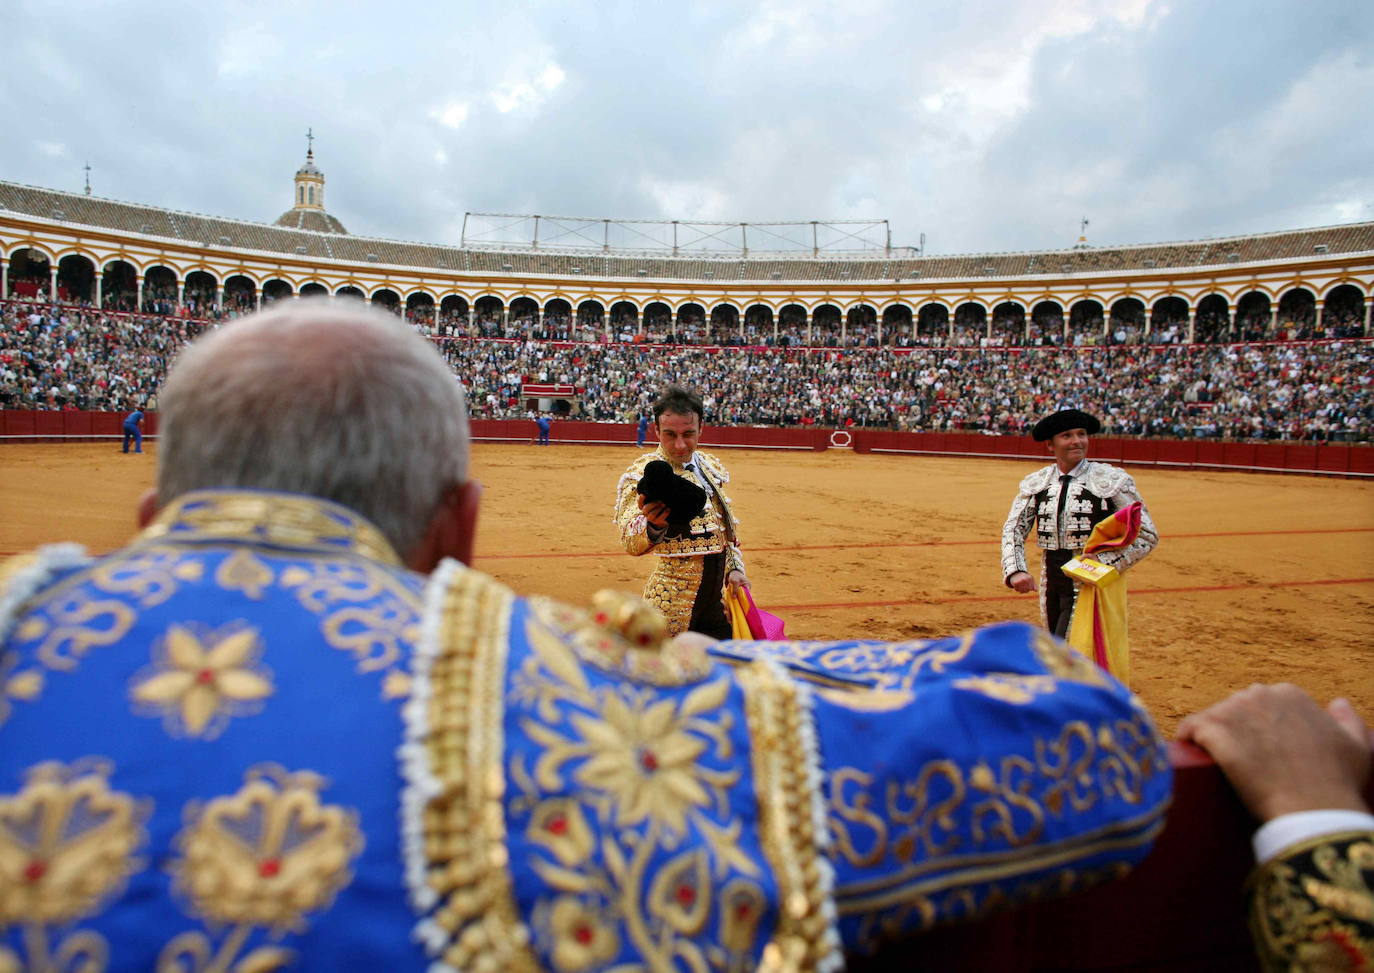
[2,441,1371,734]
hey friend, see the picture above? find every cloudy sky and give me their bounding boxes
[3,0,1371,255]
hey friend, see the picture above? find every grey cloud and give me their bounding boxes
[2,0,1369,257]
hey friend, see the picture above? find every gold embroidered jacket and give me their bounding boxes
[614,449,746,635]
[1,489,1172,972]
[0,490,428,971]
[1249,829,1374,972]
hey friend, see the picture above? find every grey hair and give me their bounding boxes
[157,298,469,558]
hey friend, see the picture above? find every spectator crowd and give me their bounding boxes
[2,298,1370,443]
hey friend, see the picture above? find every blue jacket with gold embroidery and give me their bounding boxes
[0,489,1171,971]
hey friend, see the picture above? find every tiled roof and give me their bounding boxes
[274,209,349,234]
[2,180,1371,282]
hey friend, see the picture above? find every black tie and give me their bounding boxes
[1055,474,1073,540]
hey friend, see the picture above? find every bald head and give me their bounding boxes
[157,299,469,560]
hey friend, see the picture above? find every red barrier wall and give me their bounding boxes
[1,409,159,441]
[3,412,1367,476]
[854,428,1369,477]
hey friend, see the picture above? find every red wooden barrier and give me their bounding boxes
[0,410,158,441]
[2,412,1368,476]
[1284,444,1318,471]
[1253,443,1288,470]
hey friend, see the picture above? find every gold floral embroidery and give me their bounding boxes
[734,633,967,697]
[170,765,361,930]
[214,550,274,601]
[546,897,619,972]
[528,799,595,867]
[719,878,768,955]
[508,602,771,969]
[279,560,419,694]
[0,760,147,972]
[280,562,382,611]
[156,765,362,973]
[953,673,1061,705]
[648,848,711,935]
[141,492,400,567]
[0,656,45,729]
[564,688,717,833]
[522,675,733,834]
[0,761,145,926]
[1250,831,1374,971]
[90,550,204,608]
[828,712,1169,917]
[130,623,273,738]
[1032,628,1107,686]
[30,594,136,672]
[320,605,416,673]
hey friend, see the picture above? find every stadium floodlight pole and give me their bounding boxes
[672,221,678,257]
[533,215,540,250]
[461,212,469,248]
[741,223,748,257]
[812,221,818,258]
[603,219,610,253]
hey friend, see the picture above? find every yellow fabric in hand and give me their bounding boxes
[1064,559,1130,685]
[726,587,752,640]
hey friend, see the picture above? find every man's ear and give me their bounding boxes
[136,488,159,528]
[407,480,481,573]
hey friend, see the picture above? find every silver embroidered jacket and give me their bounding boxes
[1000,460,1159,582]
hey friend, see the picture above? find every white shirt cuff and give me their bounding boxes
[1252,810,1374,864]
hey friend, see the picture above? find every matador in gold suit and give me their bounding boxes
[615,387,746,639]
[615,446,745,638]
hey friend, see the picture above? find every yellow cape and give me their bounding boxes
[1063,502,1143,685]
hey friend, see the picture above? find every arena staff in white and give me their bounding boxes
[1000,408,1158,636]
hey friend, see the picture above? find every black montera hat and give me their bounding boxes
[637,460,708,526]
[1032,408,1101,442]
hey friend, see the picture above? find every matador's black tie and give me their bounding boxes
[1055,474,1073,541]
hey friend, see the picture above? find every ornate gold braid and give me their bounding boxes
[738,659,841,972]
[1248,829,1374,973]
[415,564,540,972]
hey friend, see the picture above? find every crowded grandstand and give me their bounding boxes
[1,150,1370,443]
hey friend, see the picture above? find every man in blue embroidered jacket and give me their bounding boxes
[0,300,1170,971]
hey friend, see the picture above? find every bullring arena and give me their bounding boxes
[1,150,1372,739]
[4,438,1372,736]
